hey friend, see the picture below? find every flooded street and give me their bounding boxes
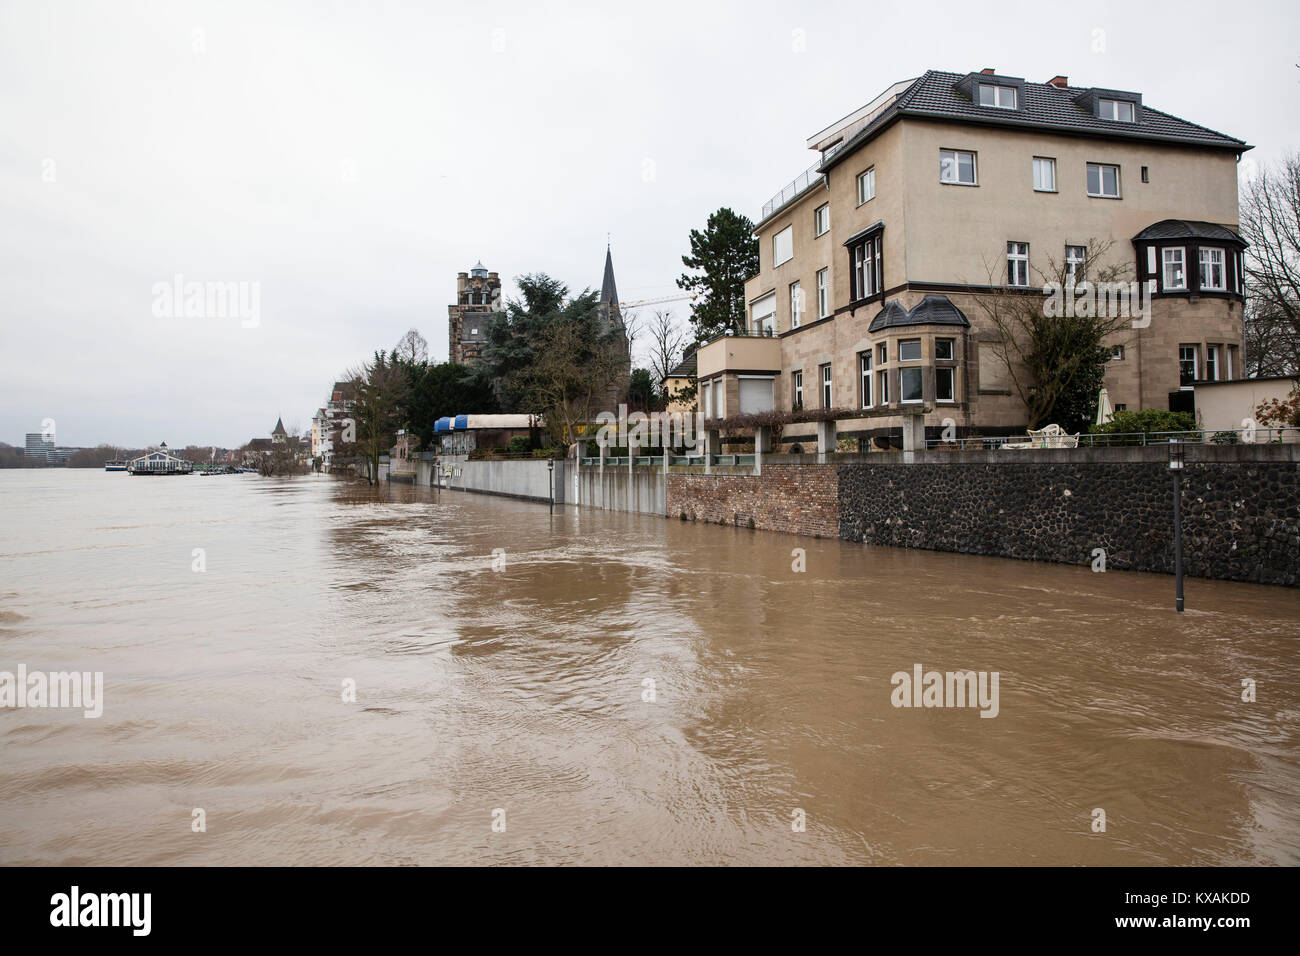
[1,470,1297,865]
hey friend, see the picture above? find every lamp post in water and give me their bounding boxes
[547,457,554,515]
[1169,438,1185,612]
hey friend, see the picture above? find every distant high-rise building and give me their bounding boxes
[448,260,502,366]
[25,432,53,462]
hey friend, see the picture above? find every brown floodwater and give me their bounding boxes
[1,469,1297,865]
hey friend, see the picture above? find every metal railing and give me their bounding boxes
[923,427,1300,451]
[760,162,825,221]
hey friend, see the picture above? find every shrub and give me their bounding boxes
[1090,409,1196,435]
[508,435,531,455]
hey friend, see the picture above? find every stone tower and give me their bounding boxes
[598,245,631,407]
[448,260,502,366]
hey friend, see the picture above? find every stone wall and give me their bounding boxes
[667,464,839,537]
[837,446,1299,586]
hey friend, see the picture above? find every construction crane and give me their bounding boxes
[616,291,699,310]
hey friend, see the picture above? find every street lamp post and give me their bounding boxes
[1169,438,1185,613]
[548,457,554,515]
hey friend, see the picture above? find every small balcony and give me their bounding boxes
[697,331,784,380]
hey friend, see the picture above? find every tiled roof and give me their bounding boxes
[1133,219,1246,245]
[664,349,697,381]
[868,295,970,332]
[821,70,1247,174]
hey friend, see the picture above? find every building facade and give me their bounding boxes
[699,68,1249,448]
[448,260,502,365]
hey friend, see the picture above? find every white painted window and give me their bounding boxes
[821,363,832,408]
[1099,98,1136,122]
[1179,345,1197,388]
[1112,345,1125,361]
[1065,245,1087,283]
[701,380,711,419]
[1199,247,1226,290]
[789,281,802,329]
[793,370,803,409]
[1205,345,1220,381]
[1033,157,1056,192]
[857,167,875,205]
[935,338,954,361]
[1087,163,1121,198]
[979,83,1017,109]
[860,352,873,407]
[1162,247,1187,290]
[1007,242,1030,287]
[814,203,829,237]
[752,293,776,335]
[898,339,922,362]
[816,268,829,319]
[773,226,794,266]
[900,367,923,403]
[940,149,977,185]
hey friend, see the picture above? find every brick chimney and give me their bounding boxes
[980,67,996,75]
[1047,75,1069,88]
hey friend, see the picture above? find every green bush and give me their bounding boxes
[1090,409,1196,435]
[508,435,531,455]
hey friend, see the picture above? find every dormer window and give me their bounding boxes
[979,83,1018,109]
[1098,98,1136,122]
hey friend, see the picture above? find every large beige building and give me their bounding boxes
[698,68,1249,449]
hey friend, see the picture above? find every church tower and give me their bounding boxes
[598,245,631,405]
[449,260,502,366]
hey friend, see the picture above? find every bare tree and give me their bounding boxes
[645,309,687,390]
[393,328,429,366]
[525,319,625,446]
[1239,153,1300,376]
[972,238,1133,430]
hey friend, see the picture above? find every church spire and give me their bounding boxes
[599,243,621,329]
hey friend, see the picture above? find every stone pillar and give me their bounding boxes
[902,412,926,464]
[704,428,722,474]
[816,419,837,463]
[755,424,772,475]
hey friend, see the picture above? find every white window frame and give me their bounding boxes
[1198,247,1226,291]
[1087,163,1121,199]
[752,292,777,336]
[856,167,876,205]
[1162,247,1187,291]
[816,268,829,319]
[1178,345,1198,389]
[1007,242,1030,287]
[814,203,830,237]
[773,225,794,266]
[1099,98,1136,122]
[1111,345,1125,361]
[792,370,803,410]
[877,368,889,405]
[821,363,833,408]
[789,281,802,330]
[934,338,954,361]
[1065,245,1087,283]
[1033,156,1056,192]
[978,83,1017,109]
[939,149,977,185]
[899,366,924,404]
[1205,345,1220,381]
[860,352,873,408]
[935,366,955,403]
[898,338,922,362]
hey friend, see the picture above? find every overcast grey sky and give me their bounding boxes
[1,0,1297,448]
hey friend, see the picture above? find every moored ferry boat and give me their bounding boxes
[104,459,128,471]
[127,442,193,475]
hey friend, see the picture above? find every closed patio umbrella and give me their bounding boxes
[1096,387,1114,426]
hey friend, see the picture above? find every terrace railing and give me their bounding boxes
[761,162,825,222]
[923,428,1300,451]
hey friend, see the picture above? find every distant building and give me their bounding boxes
[271,417,288,444]
[448,260,502,365]
[24,433,53,462]
[661,349,697,414]
[434,414,537,455]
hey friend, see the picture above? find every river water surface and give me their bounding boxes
[1,470,1297,865]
